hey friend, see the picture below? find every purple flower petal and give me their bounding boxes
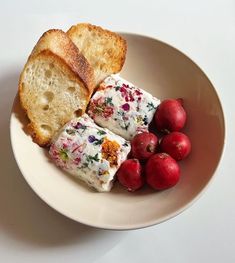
[122,103,130,111]
[74,122,82,129]
[88,135,97,143]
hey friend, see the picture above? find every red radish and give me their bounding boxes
[145,153,180,190]
[155,98,186,133]
[131,132,158,161]
[117,159,144,191]
[160,132,191,161]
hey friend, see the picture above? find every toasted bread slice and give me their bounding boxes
[67,23,127,86]
[19,29,95,146]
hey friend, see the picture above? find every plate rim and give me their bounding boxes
[10,32,226,230]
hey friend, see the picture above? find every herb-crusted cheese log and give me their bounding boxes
[88,75,160,140]
[49,114,130,192]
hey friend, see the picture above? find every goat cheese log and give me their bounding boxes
[88,75,160,140]
[49,114,130,192]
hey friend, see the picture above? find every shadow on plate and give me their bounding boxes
[0,71,127,249]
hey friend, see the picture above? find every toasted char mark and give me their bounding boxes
[74,51,94,93]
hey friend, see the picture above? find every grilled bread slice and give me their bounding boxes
[19,29,94,146]
[67,23,127,86]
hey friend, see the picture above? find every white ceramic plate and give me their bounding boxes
[10,33,225,230]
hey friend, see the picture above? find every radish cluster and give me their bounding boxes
[117,98,192,192]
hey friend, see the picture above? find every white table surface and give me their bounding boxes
[0,1,235,262]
